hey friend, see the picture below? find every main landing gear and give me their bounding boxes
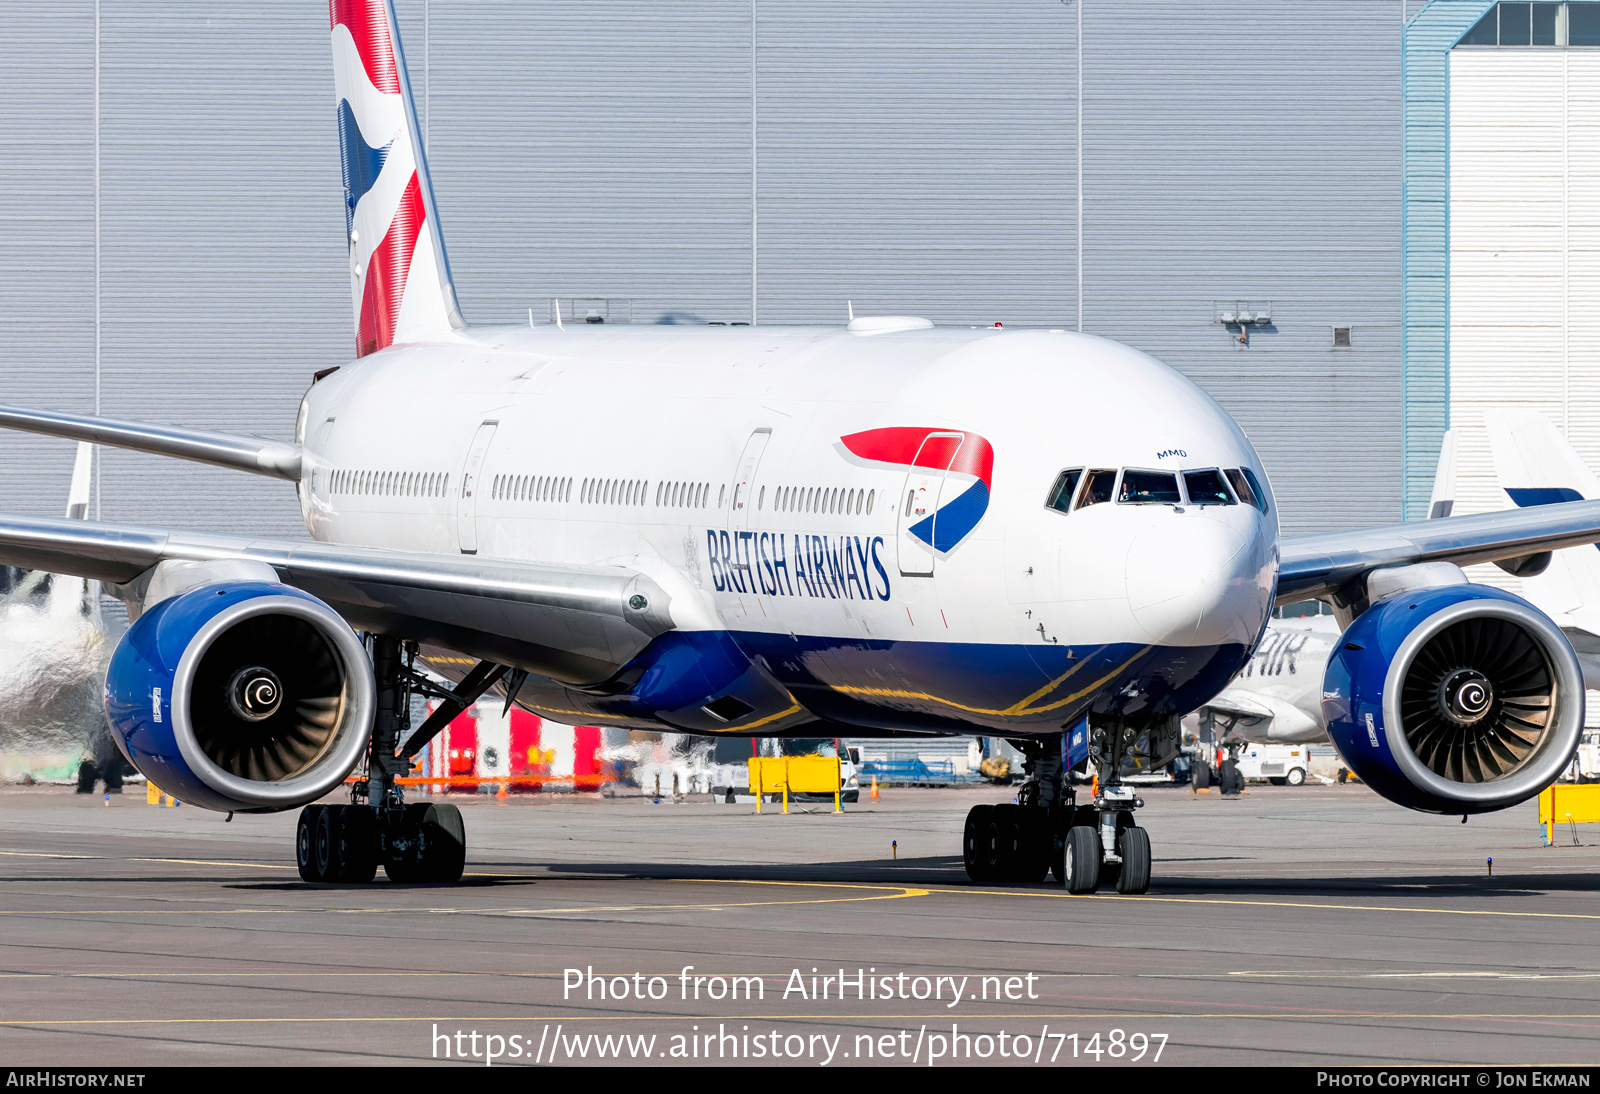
[295,636,484,885]
[963,719,1175,896]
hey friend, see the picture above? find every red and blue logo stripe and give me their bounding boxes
[839,427,994,552]
[330,0,423,358]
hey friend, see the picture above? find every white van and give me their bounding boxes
[1234,743,1309,786]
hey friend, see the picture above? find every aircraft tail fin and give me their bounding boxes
[1427,428,1458,519]
[1484,409,1600,505]
[65,442,92,521]
[330,0,465,357]
[1484,409,1600,631]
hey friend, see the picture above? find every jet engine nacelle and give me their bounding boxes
[1322,584,1583,814]
[104,581,374,812]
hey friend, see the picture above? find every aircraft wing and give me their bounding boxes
[0,403,303,481]
[0,512,673,687]
[1276,499,1600,604]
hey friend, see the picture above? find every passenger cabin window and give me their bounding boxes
[1044,469,1083,514]
[1076,469,1117,510]
[1118,470,1180,505]
[1183,469,1235,506]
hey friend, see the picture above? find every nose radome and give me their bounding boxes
[1124,517,1263,646]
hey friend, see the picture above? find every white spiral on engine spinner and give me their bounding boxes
[226,666,283,723]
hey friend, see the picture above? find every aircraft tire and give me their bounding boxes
[963,805,996,883]
[1014,808,1051,884]
[990,804,1023,881]
[1063,826,1100,894]
[297,804,325,883]
[339,804,379,884]
[1115,826,1151,894]
[314,805,345,883]
[420,804,467,883]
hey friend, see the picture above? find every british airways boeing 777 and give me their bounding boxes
[0,1,1597,893]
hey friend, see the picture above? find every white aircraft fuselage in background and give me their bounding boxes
[301,322,1276,738]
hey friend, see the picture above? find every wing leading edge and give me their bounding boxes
[0,404,303,481]
[1277,499,1600,604]
[0,512,673,687]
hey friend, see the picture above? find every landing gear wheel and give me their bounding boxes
[989,804,1023,882]
[384,803,467,883]
[1097,811,1134,891]
[314,804,345,883]
[1115,826,1151,894]
[963,805,996,883]
[1012,807,1050,884]
[1286,767,1306,787]
[338,805,379,884]
[421,803,466,883]
[1063,826,1100,894]
[296,804,325,883]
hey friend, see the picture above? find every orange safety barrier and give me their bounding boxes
[344,773,605,791]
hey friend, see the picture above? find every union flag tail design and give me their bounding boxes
[330,0,464,357]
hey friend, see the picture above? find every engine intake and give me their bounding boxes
[105,581,374,813]
[1323,584,1583,814]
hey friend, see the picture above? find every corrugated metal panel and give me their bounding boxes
[755,2,1075,325]
[1081,2,1401,534]
[0,4,96,516]
[1448,48,1600,593]
[0,1,1407,543]
[426,1,752,325]
[1401,0,1497,520]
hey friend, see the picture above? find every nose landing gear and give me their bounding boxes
[965,719,1173,895]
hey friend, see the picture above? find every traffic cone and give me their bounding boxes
[870,774,879,802]
[496,781,508,803]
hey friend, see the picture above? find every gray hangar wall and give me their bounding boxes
[0,1,1400,539]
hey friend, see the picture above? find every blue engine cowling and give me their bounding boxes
[1323,584,1584,814]
[105,581,375,813]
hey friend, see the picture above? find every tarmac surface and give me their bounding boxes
[3,780,1600,1067]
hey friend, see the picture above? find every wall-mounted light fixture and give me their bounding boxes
[1214,300,1272,327]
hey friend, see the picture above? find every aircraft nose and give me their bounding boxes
[1124,516,1268,646]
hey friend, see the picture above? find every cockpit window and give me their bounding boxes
[1225,468,1268,513]
[1183,469,1235,506]
[1044,469,1083,514]
[1075,468,1117,509]
[1241,467,1269,514]
[1118,470,1181,505]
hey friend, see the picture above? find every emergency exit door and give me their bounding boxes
[897,431,964,576]
[726,429,772,590]
[456,419,498,554]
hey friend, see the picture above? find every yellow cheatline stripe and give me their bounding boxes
[831,647,1144,719]
[732,701,804,731]
[9,1012,1600,1028]
[926,886,1600,921]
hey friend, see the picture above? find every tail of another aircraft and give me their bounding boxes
[329,0,464,357]
[1483,409,1600,640]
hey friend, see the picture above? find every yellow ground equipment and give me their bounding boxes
[1539,783,1600,845]
[748,755,843,814]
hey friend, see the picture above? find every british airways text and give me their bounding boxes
[707,531,892,601]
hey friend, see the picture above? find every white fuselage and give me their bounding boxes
[295,322,1278,738]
